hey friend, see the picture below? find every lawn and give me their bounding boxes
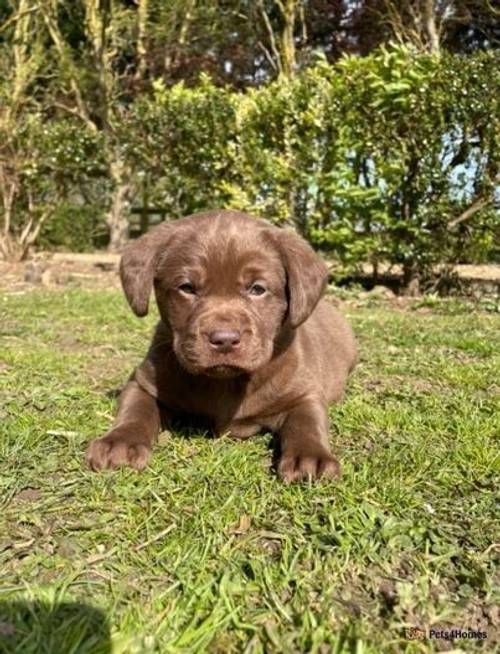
[0,288,498,653]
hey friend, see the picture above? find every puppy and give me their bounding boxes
[86,210,357,482]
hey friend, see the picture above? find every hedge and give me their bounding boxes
[6,45,500,283]
[126,45,499,284]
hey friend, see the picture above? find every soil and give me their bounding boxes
[1,251,499,295]
[0,252,122,292]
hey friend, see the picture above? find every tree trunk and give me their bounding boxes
[107,161,132,251]
[0,234,17,261]
[257,0,299,77]
[135,0,149,79]
[107,182,132,252]
[402,261,421,296]
[0,225,47,262]
[280,0,297,77]
[422,0,440,54]
[0,174,19,261]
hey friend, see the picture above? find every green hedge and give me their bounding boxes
[13,45,500,280]
[37,204,107,252]
[126,46,499,282]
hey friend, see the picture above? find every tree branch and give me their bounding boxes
[448,172,500,228]
[256,0,283,75]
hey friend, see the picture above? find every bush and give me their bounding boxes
[38,203,107,252]
[125,46,499,285]
[125,75,237,216]
[6,46,497,283]
[0,114,107,260]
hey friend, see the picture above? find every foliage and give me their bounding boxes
[37,203,107,252]
[310,46,500,282]
[128,45,499,284]
[0,113,105,258]
[126,76,237,216]
[2,1,496,88]
[0,0,498,280]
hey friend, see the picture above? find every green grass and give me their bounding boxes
[1,289,499,653]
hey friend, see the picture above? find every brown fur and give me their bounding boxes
[86,210,357,482]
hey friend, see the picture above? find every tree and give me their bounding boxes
[0,0,50,260]
[345,1,500,55]
[40,0,136,250]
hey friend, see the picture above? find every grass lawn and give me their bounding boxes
[0,288,498,653]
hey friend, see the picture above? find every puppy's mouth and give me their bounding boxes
[174,332,272,377]
[203,364,246,379]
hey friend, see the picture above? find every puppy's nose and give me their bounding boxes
[208,329,241,350]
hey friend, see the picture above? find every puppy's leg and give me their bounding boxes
[86,380,161,471]
[277,400,340,483]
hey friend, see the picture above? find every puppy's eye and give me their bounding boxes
[178,283,196,295]
[249,283,267,296]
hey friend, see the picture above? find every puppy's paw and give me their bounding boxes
[85,434,151,471]
[277,444,340,483]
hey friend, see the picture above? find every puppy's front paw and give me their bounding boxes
[277,444,340,483]
[85,434,151,471]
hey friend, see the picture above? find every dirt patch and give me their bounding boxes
[0,252,121,292]
[334,261,500,296]
[1,253,499,298]
[14,488,43,503]
[363,377,445,396]
[354,263,500,283]
[430,601,500,650]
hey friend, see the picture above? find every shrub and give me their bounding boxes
[125,46,499,286]
[5,45,497,284]
[38,204,107,252]
[126,75,236,217]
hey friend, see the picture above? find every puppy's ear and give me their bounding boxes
[120,224,172,317]
[268,228,328,328]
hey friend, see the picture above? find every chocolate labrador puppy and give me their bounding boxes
[86,210,357,482]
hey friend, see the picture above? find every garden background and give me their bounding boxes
[1,0,499,291]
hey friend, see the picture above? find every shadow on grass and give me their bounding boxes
[0,601,110,654]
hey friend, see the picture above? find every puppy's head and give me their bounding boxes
[120,210,327,378]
